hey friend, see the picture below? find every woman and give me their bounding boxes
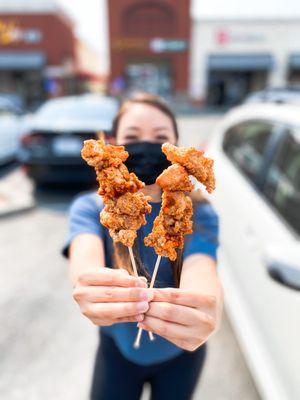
[63,93,223,400]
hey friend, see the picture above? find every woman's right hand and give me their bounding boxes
[72,268,153,326]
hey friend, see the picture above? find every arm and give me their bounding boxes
[139,254,223,351]
[69,234,152,326]
[69,233,105,286]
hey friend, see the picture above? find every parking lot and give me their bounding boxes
[0,115,260,400]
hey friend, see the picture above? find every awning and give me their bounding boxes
[0,51,46,70]
[208,54,274,71]
[289,54,300,70]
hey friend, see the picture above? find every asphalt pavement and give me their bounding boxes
[0,115,260,400]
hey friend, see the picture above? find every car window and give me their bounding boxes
[223,120,273,184]
[263,128,300,236]
[36,98,118,121]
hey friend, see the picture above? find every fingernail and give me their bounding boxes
[139,290,153,301]
[135,314,144,322]
[139,276,148,283]
[137,301,149,312]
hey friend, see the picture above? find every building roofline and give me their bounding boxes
[0,1,74,28]
[191,17,300,23]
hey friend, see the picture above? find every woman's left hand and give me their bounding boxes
[137,288,222,351]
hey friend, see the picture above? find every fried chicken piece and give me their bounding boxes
[105,192,152,216]
[156,164,194,192]
[109,229,137,248]
[162,143,215,193]
[144,191,193,260]
[81,139,128,168]
[97,164,144,198]
[100,209,147,231]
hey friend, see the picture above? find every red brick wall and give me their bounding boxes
[0,13,76,65]
[108,0,190,93]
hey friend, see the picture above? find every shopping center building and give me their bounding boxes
[190,3,300,106]
[106,0,300,106]
[108,0,190,98]
[0,0,102,108]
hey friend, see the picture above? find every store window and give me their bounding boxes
[263,128,300,235]
[223,120,273,184]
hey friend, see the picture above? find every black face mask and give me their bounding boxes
[124,141,171,185]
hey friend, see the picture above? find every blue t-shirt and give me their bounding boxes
[63,192,219,366]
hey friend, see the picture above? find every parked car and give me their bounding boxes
[0,97,24,165]
[245,87,300,105]
[206,102,300,400]
[18,94,119,185]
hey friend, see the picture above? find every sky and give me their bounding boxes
[58,0,109,72]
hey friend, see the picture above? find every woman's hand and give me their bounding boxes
[138,288,222,351]
[72,268,153,326]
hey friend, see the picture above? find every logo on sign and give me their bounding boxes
[0,19,42,46]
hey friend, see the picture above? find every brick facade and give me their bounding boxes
[108,0,190,94]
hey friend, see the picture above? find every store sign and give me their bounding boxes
[216,29,266,45]
[149,38,188,53]
[0,19,43,46]
[112,37,188,53]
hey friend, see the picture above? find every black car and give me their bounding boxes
[18,94,119,185]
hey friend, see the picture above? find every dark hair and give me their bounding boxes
[110,93,205,287]
[111,92,179,140]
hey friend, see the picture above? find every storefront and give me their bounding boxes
[0,2,102,108]
[108,0,190,97]
[190,19,300,105]
[287,54,300,85]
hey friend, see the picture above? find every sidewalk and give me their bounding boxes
[0,166,35,217]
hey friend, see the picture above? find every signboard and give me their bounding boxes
[149,38,188,53]
[216,29,266,45]
[0,19,43,46]
[112,37,188,53]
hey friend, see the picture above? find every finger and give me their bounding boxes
[116,314,145,323]
[86,300,150,320]
[73,286,154,303]
[138,315,190,340]
[146,302,199,326]
[153,288,216,310]
[78,268,147,288]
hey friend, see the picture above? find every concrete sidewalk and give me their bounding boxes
[0,167,35,217]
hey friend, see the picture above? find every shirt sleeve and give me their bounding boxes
[62,193,105,258]
[183,202,219,261]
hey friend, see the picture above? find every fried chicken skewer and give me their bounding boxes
[82,137,155,343]
[134,143,215,348]
[81,137,152,272]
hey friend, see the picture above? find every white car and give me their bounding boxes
[207,103,300,400]
[0,98,23,165]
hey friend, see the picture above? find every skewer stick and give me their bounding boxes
[134,255,162,348]
[128,247,138,277]
[128,246,153,343]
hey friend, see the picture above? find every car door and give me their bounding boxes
[210,119,300,400]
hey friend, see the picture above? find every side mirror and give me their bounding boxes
[265,243,300,290]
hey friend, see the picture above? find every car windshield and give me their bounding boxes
[36,97,118,121]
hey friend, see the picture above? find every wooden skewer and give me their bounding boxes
[128,247,153,343]
[134,255,162,349]
[128,247,138,278]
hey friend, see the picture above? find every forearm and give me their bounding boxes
[69,234,105,286]
[180,254,223,303]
